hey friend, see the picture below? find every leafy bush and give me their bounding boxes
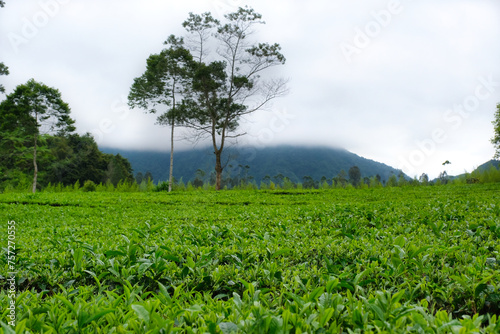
[0,170,32,193]
[116,180,139,192]
[1,185,500,332]
[173,177,185,191]
[82,180,97,192]
[153,181,169,192]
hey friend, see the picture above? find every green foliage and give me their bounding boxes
[45,133,110,186]
[0,171,31,193]
[109,146,408,188]
[419,173,429,185]
[0,62,8,94]
[0,79,76,192]
[397,172,407,186]
[302,175,316,189]
[386,174,398,187]
[482,165,500,183]
[147,7,287,190]
[115,180,139,192]
[282,177,295,190]
[1,185,500,332]
[334,169,348,188]
[128,35,193,120]
[106,154,134,186]
[153,181,170,192]
[0,90,133,192]
[128,34,195,192]
[348,165,361,187]
[174,177,186,191]
[453,163,500,185]
[82,180,96,192]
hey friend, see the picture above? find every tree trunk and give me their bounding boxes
[211,114,226,191]
[169,81,176,192]
[168,119,174,192]
[215,149,223,191]
[32,135,38,193]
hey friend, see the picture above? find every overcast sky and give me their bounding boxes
[1,0,500,179]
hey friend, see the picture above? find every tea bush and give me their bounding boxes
[1,185,499,333]
[82,180,97,192]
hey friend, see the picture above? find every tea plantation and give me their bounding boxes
[1,185,500,333]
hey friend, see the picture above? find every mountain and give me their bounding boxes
[101,145,405,184]
[447,160,500,181]
[474,160,500,173]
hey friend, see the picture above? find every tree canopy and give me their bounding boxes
[129,35,194,192]
[348,166,361,187]
[130,7,287,190]
[0,79,76,192]
[178,7,287,190]
[0,79,133,192]
[0,62,8,94]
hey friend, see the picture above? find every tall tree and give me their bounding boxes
[302,175,316,189]
[335,170,348,188]
[419,173,429,185]
[46,133,110,185]
[492,103,500,159]
[106,154,134,186]
[0,79,75,192]
[178,7,287,190]
[129,35,193,192]
[348,166,361,187]
[144,171,153,183]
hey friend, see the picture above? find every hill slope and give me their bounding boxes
[474,160,500,173]
[101,145,404,184]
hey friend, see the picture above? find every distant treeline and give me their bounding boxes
[3,162,500,193]
[135,161,500,191]
[0,132,134,193]
[0,78,136,193]
[104,146,406,186]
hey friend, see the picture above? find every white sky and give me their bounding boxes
[1,0,499,179]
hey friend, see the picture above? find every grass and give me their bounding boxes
[1,185,499,333]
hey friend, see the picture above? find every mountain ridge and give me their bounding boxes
[101,145,405,184]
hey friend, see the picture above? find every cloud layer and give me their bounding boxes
[1,0,499,178]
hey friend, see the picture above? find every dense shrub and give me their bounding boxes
[153,181,169,192]
[82,180,97,192]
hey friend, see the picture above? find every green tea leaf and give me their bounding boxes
[272,248,292,258]
[131,304,150,323]
[219,322,239,334]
